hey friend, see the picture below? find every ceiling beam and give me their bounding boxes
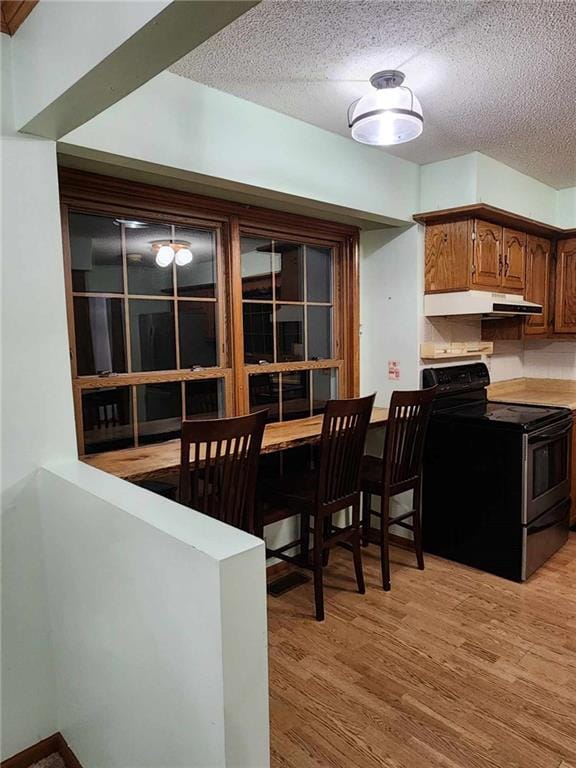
[11,0,259,139]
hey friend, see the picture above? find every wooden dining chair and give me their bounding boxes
[361,386,437,590]
[178,409,268,535]
[262,394,375,621]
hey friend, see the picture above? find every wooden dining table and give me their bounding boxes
[82,407,389,483]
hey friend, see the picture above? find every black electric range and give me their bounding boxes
[422,363,572,581]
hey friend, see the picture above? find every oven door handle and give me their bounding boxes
[528,516,566,535]
[529,422,573,443]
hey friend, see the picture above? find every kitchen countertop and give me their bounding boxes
[487,378,576,412]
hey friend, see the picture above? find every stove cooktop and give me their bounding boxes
[435,400,571,431]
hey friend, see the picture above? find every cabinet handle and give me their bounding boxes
[504,259,510,276]
[498,256,503,275]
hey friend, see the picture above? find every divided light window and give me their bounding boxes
[60,171,359,457]
[241,236,340,422]
[66,211,226,454]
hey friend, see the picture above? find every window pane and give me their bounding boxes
[129,299,176,372]
[137,382,181,445]
[249,373,280,422]
[74,297,126,375]
[82,387,133,454]
[241,237,273,300]
[276,304,304,362]
[275,242,304,302]
[307,246,332,303]
[179,301,218,368]
[185,379,224,420]
[126,221,173,296]
[308,306,332,360]
[282,371,310,421]
[243,303,273,363]
[70,213,123,294]
[176,228,216,298]
[312,369,338,416]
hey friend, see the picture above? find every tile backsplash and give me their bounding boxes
[421,317,576,381]
[523,340,576,380]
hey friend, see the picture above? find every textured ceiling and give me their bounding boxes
[170,0,576,189]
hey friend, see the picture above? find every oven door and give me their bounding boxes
[523,418,572,524]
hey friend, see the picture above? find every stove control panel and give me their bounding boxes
[422,363,490,395]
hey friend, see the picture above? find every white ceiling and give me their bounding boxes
[170,0,576,190]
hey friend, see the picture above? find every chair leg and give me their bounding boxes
[322,514,331,566]
[300,510,310,567]
[313,524,325,621]
[352,500,365,595]
[412,481,425,571]
[380,496,391,591]
[362,491,371,547]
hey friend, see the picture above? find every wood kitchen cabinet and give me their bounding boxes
[424,221,472,292]
[501,228,527,292]
[554,238,576,334]
[524,235,552,336]
[472,221,502,288]
[415,204,575,340]
[424,218,525,294]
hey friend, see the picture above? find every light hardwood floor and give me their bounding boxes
[267,535,576,768]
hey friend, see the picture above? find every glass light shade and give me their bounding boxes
[155,245,175,267]
[175,248,193,266]
[350,87,423,146]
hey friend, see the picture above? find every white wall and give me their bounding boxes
[1,120,78,759]
[360,226,422,403]
[38,462,269,768]
[11,1,168,130]
[419,153,478,212]
[2,35,270,764]
[475,153,559,225]
[420,152,575,228]
[61,72,420,227]
[557,188,576,229]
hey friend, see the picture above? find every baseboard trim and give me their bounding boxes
[1,733,83,768]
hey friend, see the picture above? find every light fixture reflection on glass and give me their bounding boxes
[348,70,423,146]
[155,244,175,267]
[175,248,193,266]
[114,219,148,229]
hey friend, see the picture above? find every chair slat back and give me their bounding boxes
[383,387,437,492]
[317,394,375,508]
[178,410,268,534]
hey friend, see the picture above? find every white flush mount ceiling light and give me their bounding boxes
[348,70,423,146]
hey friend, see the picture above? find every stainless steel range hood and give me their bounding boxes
[424,291,543,318]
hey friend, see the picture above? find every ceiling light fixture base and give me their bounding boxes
[369,70,405,89]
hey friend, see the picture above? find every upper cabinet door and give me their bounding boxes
[424,221,472,293]
[472,220,502,289]
[501,228,526,293]
[524,236,551,335]
[554,238,576,334]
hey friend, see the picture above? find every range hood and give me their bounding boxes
[424,291,543,318]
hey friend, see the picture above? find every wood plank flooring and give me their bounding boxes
[267,535,576,768]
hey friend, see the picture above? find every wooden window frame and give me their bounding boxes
[59,169,360,456]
